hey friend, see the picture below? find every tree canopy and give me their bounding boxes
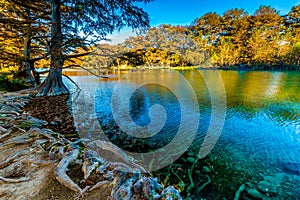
[1,3,300,93]
[110,4,300,70]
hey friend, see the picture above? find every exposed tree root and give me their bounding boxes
[0,148,32,169]
[0,126,8,133]
[88,180,111,192]
[0,111,20,116]
[0,138,33,148]
[0,176,30,183]
[23,158,56,166]
[87,140,147,174]
[0,93,184,199]
[0,130,11,142]
[82,151,102,180]
[55,149,82,193]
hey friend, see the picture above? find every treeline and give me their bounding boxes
[107,5,300,70]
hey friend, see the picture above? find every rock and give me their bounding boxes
[234,184,245,200]
[257,180,277,196]
[186,157,196,163]
[161,186,182,200]
[187,151,196,157]
[247,189,265,199]
[202,166,212,173]
[245,182,253,188]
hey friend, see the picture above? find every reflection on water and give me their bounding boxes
[91,70,300,166]
[69,69,300,197]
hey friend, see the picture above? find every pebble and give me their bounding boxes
[245,182,253,188]
[186,157,195,163]
[187,151,195,157]
[202,166,212,173]
[257,180,277,196]
[247,188,265,199]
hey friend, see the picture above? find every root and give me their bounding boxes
[0,126,8,133]
[49,146,65,159]
[55,149,82,193]
[23,158,56,166]
[0,138,33,148]
[27,128,57,142]
[88,180,111,192]
[87,140,147,173]
[0,130,11,142]
[0,176,30,183]
[0,111,20,116]
[0,148,31,169]
[82,160,99,180]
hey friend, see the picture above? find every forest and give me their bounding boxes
[1,3,300,90]
[1,1,300,199]
[106,5,300,70]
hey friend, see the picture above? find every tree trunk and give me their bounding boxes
[19,8,36,85]
[37,0,69,96]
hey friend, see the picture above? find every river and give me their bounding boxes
[67,69,300,199]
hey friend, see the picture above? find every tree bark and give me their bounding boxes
[19,8,36,85]
[37,0,69,96]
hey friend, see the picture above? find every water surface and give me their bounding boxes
[69,69,300,198]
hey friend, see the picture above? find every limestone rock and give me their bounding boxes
[257,180,277,196]
[247,188,265,199]
[202,166,212,173]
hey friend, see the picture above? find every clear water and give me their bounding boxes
[69,69,300,197]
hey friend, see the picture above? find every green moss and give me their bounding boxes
[18,120,40,130]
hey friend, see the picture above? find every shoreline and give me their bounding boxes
[1,89,299,199]
[0,91,182,200]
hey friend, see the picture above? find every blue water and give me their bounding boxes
[68,69,300,198]
[91,70,300,168]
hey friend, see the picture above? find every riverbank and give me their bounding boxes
[0,91,181,200]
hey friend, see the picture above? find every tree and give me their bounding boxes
[37,0,153,96]
[190,12,222,47]
[123,24,204,66]
[0,0,50,85]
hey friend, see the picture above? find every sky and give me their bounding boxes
[106,0,300,44]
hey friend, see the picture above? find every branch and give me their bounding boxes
[62,74,81,92]
[65,51,124,59]
[29,53,50,62]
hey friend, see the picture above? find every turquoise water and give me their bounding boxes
[93,70,300,167]
[69,69,300,198]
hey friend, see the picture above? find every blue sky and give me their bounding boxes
[140,0,300,26]
[106,0,300,44]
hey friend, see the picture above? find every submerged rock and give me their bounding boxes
[279,162,300,175]
[246,188,265,199]
[202,166,212,174]
[186,157,196,163]
[257,180,277,196]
